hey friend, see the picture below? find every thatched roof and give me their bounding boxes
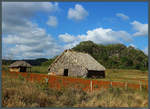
[9,61,32,68]
[48,49,105,71]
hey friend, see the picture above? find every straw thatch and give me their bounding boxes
[9,61,32,68]
[48,50,106,78]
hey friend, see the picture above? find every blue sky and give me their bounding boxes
[2,2,148,59]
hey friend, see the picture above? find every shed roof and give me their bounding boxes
[9,61,32,68]
[48,49,105,71]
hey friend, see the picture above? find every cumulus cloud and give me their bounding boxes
[80,28,131,44]
[3,2,58,15]
[128,44,136,48]
[47,16,58,27]
[68,4,88,20]
[2,2,62,59]
[131,21,148,36]
[143,47,148,55]
[59,33,76,43]
[59,27,132,49]
[63,41,80,50]
[116,13,129,20]
[2,2,59,34]
[3,21,62,59]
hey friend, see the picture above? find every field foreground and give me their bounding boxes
[2,73,148,107]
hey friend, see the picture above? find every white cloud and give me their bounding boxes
[86,28,131,43]
[59,27,132,49]
[2,2,59,34]
[68,4,88,20]
[63,41,80,50]
[143,47,148,55]
[2,2,58,15]
[2,2,62,59]
[83,28,132,44]
[116,13,129,20]
[47,16,58,27]
[59,33,76,43]
[3,21,62,59]
[131,21,148,36]
[128,44,136,48]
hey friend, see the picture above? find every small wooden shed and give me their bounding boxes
[48,50,106,78]
[8,61,32,72]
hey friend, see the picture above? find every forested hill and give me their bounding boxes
[72,41,148,70]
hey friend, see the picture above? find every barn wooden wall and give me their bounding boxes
[49,52,87,77]
[9,68,20,72]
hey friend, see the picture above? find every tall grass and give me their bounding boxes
[2,73,148,107]
[2,65,9,72]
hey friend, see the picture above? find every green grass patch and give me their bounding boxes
[31,66,49,74]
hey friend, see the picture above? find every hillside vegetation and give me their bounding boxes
[72,41,148,70]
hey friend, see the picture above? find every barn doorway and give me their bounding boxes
[20,67,27,72]
[87,70,105,78]
[64,69,68,76]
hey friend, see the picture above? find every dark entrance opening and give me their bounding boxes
[20,67,27,72]
[87,70,105,78]
[64,69,68,76]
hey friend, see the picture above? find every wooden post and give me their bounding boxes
[90,80,93,92]
[45,78,48,84]
[110,81,112,88]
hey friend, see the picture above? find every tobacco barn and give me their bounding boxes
[48,50,106,78]
[8,61,32,72]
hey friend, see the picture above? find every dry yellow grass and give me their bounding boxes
[2,73,148,108]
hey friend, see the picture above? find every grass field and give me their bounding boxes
[31,66,49,74]
[98,69,148,84]
[2,73,148,107]
[2,65,148,84]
